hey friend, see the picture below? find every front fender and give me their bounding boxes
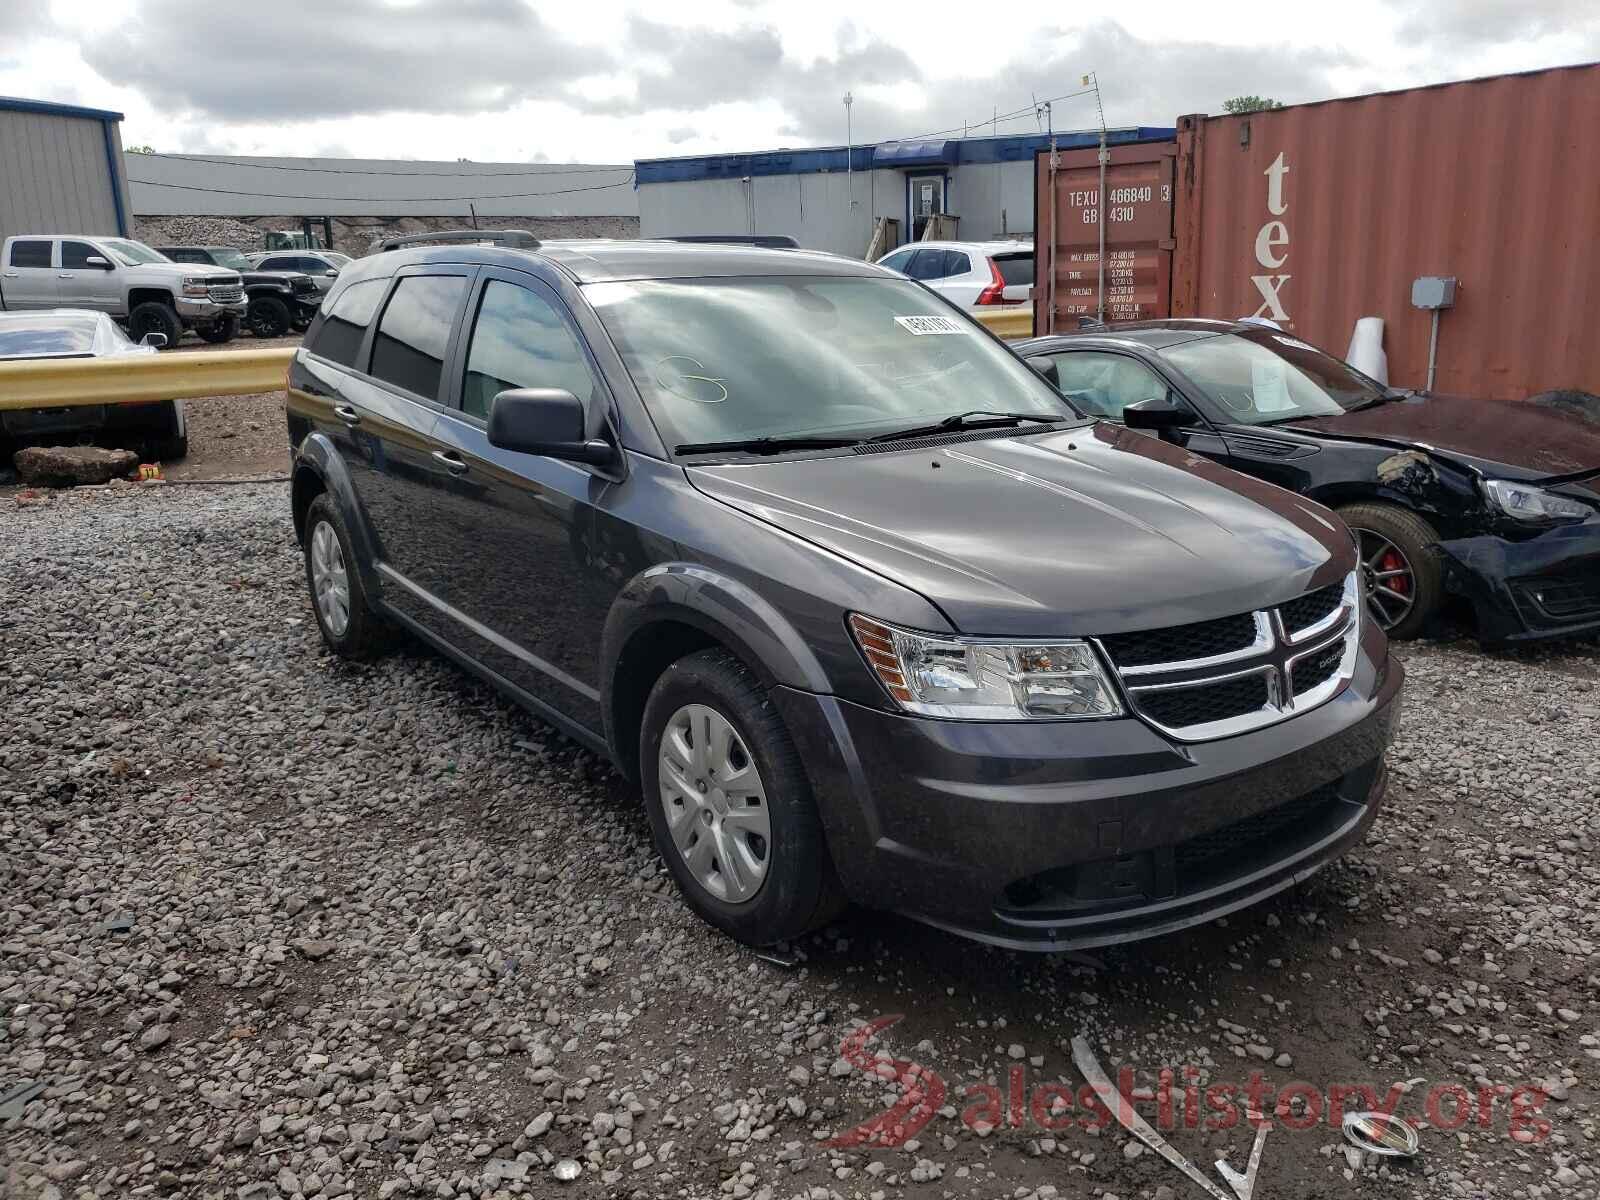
[292,432,381,600]
[600,561,834,749]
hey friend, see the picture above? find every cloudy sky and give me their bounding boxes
[3,0,1597,163]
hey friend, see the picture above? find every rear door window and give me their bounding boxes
[905,249,943,281]
[8,240,52,268]
[460,279,600,421]
[941,250,971,277]
[305,277,387,368]
[369,274,468,401]
[994,253,1033,286]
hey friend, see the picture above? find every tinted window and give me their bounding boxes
[60,241,101,269]
[259,257,294,271]
[306,277,387,369]
[163,248,205,263]
[1044,352,1172,420]
[877,249,914,274]
[994,253,1033,286]
[299,257,332,273]
[905,250,943,281]
[9,240,51,268]
[462,280,599,421]
[942,251,971,277]
[369,275,466,400]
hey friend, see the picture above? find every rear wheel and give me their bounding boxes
[128,301,181,348]
[247,295,291,338]
[302,494,393,659]
[1337,502,1443,639]
[640,648,844,946]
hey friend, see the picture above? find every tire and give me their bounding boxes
[1337,502,1444,640]
[640,648,845,946]
[146,434,188,462]
[302,494,393,660]
[195,314,239,344]
[247,295,291,339]
[128,301,181,348]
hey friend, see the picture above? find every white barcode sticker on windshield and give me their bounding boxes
[895,314,967,336]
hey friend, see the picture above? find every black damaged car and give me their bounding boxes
[1017,321,1600,644]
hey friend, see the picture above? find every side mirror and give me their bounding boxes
[1123,397,1199,442]
[139,331,168,349]
[1027,356,1059,387]
[85,255,113,269]
[487,388,614,465]
[323,269,339,278]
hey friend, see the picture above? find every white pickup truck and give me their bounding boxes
[0,234,247,346]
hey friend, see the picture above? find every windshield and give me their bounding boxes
[587,276,1078,451]
[101,238,171,267]
[209,248,253,270]
[1157,331,1384,424]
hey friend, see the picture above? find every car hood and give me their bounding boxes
[687,424,1353,637]
[1285,392,1600,479]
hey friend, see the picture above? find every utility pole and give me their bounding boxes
[1085,71,1108,322]
[843,91,855,216]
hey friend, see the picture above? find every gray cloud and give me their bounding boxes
[1393,0,1600,49]
[79,0,608,121]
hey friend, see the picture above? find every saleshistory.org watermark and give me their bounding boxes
[824,1016,1552,1150]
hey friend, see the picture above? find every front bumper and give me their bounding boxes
[175,295,248,320]
[776,617,1403,950]
[1436,521,1600,644]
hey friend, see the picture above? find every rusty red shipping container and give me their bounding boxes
[1033,142,1176,330]
[1173,63,1600,400]
[1036,63,1600,400]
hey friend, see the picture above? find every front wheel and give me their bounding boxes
[640,649,844,946]
[247,295,291,338]
[1337,502,1443,640]
[195,314,239,344]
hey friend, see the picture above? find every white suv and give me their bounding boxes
[875,239,1033,309]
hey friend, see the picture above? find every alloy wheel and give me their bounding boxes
[1355,528,1416,631]
[309,520,350,637]
[657,703,771,904]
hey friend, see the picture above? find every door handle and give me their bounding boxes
[58,273,74,279]
[333,404,361,426]
[431,450,469,476]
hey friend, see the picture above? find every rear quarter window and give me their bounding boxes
[994,254,1033,286]
[305,277,388,369]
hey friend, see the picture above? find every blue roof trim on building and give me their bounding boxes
[873,139,957,166]
[0,95,125,123]
[635,127,1175,184]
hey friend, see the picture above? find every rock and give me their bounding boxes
[294,938,337,961]
[14,445,139,487]
[1123,1140,1144,1160]
[139,1024,172,1051]
[524,1111,553,1138]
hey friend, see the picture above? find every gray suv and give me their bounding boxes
[286,239,1403,950]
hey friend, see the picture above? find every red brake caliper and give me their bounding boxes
[1379,550,1409,595]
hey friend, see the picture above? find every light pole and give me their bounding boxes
[843,91,854,201]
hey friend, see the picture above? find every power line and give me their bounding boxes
[124,174,636,202]
[897,88,1098,143]
[134,152,634,179]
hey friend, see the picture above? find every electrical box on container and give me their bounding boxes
[1411,276,1457,309]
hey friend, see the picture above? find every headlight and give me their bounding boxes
[182,275,212,296]
[1483,478,1593,523]
[848,614,1122,720]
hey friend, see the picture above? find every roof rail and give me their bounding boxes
[373,229,540,252]
[656,234,800,249]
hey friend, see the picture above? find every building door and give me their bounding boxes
[907,174,945,241]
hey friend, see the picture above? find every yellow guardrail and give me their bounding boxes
[972,306,1034,340]
[0,347,294,410]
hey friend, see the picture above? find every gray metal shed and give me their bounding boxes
[0,96,132,246]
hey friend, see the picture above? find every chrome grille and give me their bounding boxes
[1098,573,1362,742]
[208,284,244,303]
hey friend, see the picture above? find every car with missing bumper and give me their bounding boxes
[286,239,1402,950]
[1017,321,1600,644]
[0,235,246,346]
[156,245,323,338]
[0,309,187,460]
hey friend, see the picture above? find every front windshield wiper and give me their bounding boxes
[864,410,1063,445]
[675,435,861,456]
[1342,387,1415,414]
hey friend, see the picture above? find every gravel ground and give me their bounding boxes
[164,335,299,483]
[2,485,1596,1200]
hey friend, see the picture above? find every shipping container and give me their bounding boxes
[1033,63,1600,400]
[1032,142,1175,332]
